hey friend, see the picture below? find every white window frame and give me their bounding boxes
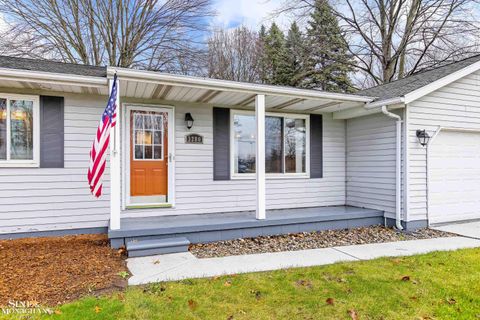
[230,109,310,179]
[0,94,40,168]
[132,112,165,161]
[123,104,175,208]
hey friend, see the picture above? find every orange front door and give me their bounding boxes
[130,111,168,201]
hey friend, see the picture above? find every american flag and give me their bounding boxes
[87,74,118,197]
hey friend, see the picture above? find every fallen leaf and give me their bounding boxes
[188,299,198,311]
[224,280,232,287]
[153,259,160,265]
[94,306,101,313]
[401,276,411,281]
[295,279,313,289]
[326,298,335,305]
[227,315,234,320]
[447,298,456,305]
[54,310,62,315]
[348,309,358,320]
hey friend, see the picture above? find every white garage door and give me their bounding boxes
[429,131,480,224]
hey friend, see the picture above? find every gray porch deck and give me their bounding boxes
[109,206,384,249]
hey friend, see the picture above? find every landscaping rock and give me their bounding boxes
[189,226,454,258]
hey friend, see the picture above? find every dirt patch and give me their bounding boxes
[0,234,127,307]
[190,226,455,258]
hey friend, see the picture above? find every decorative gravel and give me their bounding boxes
[189,226,455,258]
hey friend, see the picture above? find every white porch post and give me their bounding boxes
[255,94,266,220]
[109,77,121,230]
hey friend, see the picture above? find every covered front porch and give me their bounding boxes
[109,206,384,256]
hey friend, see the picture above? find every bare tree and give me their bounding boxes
[0,0,213,73]
[207,26,263,82]
[277,0,480,87]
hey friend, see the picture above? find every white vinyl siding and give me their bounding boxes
[346,112,402,219]
[123,106,346,218]
[407,69,480,222]
[0,92,110,234]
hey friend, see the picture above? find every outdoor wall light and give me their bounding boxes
[416,129,431,147]
[185,113,194,130]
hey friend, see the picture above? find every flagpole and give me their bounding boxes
[109,73,121,230]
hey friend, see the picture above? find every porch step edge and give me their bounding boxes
[126,237,190,257]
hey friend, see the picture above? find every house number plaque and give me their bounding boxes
[185,133,203,144]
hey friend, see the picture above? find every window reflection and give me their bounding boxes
[285,118,306,173]
[233,113,307,175]
[10,100,33,160]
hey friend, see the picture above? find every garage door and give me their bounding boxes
[429,131,480,224]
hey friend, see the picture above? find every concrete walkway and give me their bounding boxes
[432,221,480,239]
[127,236,480,285]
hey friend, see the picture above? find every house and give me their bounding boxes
[0,54,479,256]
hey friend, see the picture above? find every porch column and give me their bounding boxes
[255,94,266,220]
[110,77,121,230]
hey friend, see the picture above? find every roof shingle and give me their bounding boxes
[0,55,106,78]
[358,54,480,101]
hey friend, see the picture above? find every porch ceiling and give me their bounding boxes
[0,65,376,117]
[113,67,374,115]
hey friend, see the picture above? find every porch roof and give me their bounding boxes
[109,67,374,115]
[0,55,375,116]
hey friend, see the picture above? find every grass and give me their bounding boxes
[3,248,480,320]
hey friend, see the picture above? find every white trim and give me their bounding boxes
[365,97,405,109]
[229,109,310,179]
[365,59,480,108]
[0,67,107,88]
[108,67,373,103]
[131,112,165,161]
[424,126,480,227]
[404,60,480,104]
[403,106,410,223]
[110,78,121,230]
[256,95,266,220]
[0,93,40,168]
[123,104,175,208]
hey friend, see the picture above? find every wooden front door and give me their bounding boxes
[130,110,168,203]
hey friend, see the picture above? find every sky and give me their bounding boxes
[212,0,287,30]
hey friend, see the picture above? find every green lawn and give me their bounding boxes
[4,248,480,320]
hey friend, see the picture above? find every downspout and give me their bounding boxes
[381,106,403,230]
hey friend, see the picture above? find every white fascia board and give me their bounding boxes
[107,66,374,103]
[364,96,405,109]
[404,60,480,104]
[0,67,107,88]
[334,103,405,119]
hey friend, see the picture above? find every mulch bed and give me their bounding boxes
[0,234,127,307]
[189,226,455,258]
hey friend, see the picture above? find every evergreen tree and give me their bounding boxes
[285,22,307,87]
[262,23,290,86]
[304,0,354,92]
[258,24,269,84]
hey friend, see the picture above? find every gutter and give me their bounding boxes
[381,106,403,230]
[365,97,404,109]
[0,67,107,88]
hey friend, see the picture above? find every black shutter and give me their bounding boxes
[310,114,323,178]
[40,96,64,168]
[213,107,230,180]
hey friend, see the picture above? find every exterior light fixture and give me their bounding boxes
[416,129,430,147]
[185,113,194,130]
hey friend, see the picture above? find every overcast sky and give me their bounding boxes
[212,0,287,30]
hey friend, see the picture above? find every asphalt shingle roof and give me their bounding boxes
[0,55,106,78]
[358,54,480,101]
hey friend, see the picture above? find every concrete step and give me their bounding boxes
[126,237,190,257]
